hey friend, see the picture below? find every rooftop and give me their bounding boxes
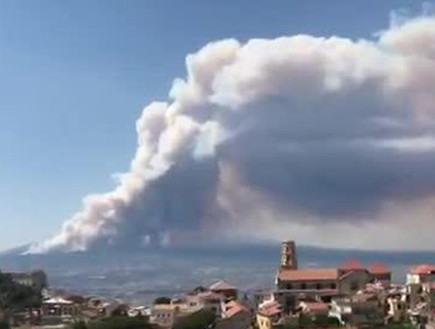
[278,268,339,281]
[369,263,390,275]
[224,301,249,318]
[301,301,329,312]
[410,264,435,275]
[258,301,282,317]
[341,259,364,271]
[209,280,236,291]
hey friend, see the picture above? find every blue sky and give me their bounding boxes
[0,0,431,251]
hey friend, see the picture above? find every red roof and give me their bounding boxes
[278,268,339,281]
[341,259,364,270]
[410,264,435,275]
[302,302,329,312]
[258,301,282,317]
[224,301,249,318]
[369,263,390,275]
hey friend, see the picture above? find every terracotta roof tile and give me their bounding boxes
[258,301,282,317]
[224,301,249,318]
[278,268,339,281]
[341,259,364,270]
[303,302,329,312]
[369,263,390,275]
[410,264,435,275]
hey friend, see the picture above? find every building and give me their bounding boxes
[150,304,180,329]
[406,265,435,326]
[275,241,373,311]
[209,280,238,301]
[407,265,435,285]
[41,296,81,322]
[280,240,298,270]
[298,301,329,317]
[369,263,392,284]
[256,300,283,329]
[407,265,435,311]
[185,290,223,315]
[216,300,252,329]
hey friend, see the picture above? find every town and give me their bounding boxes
[1,241,435,329]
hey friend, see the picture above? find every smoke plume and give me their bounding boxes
[30,15,435,253]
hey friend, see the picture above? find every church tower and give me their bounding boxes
[280,240,298,269]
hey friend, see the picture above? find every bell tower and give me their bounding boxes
[280,240,298,269]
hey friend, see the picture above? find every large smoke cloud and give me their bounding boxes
[30,15,435,253]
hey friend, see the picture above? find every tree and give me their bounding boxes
[153,296,171,305]
[388,322,417,329]
[298,314,314,327]
[71,321,88,329]
[173,309,216,329]
[193,286,207,293]
[0,321,10,329]
[87,315,153,329]
[0,271,42,325]
[312,314,341,327]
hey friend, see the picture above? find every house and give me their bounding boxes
[298,301,329,317]
[150,304,181,329]
[407,265,435,285]
[210,280,238,301]
[407,265,435,310]
[41,296,81,322]
[369,263,392,284]
[185,290,223,315]
[256,300,283,329]
[216,300,252,329]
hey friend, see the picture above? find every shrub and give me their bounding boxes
[153,297,171,305]
[173,309,216,329]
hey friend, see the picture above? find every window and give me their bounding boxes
[316,283,322,290]
[301,283,307,290]
[331,283,337,289]
[286,283,292,289]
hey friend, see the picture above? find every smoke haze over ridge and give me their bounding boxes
[30,14,435,253]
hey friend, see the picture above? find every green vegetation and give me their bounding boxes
[71,315,153,329]
[386,322,417,329]
[0,321,10,329]
[173,309,216,329]
[153,296,171,305]
[298,314,342,328]
[71,321,88,329]
[0,272,42,311]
